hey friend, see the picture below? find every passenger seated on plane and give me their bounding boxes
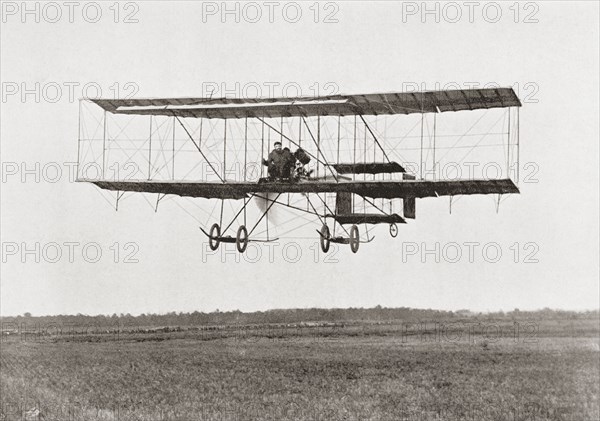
[281,147,295,179]
[292,147,313,179]
[294,162,305,179]
[293,162,314,179]
[294,147,311,166]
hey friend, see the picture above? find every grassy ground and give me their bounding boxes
[1,319,598,420]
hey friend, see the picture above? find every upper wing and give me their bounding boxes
[89,88,521,120]
[84,178,519,200]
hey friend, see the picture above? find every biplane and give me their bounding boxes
[77,88,521,254]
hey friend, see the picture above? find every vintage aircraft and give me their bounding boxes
[77,88,521,253]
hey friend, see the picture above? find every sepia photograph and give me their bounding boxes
[1,1,599,420]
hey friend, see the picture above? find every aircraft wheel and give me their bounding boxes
[209,223,220,251]
[389,223,398,238]
[349,225,360,254]
[320,224,331,253]
[236,225,249,253]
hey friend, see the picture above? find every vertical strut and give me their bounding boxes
[373,122,377,163]
[199,117,203,150]
[244,117,248,182]
[76,99,82,180]
[506,108,511,178]
[261,117,265,178]
[373,118,376,181]
[363,122,367,181]
[223,120,227,181]
[219,199,225,231]
[433,113,437,181]
[337,115,341,164]
[419,113,424,179]
[172,116,176,180]
[516,107,520,184]
[353,115,357,181]
[316,116,320,178]
[317,115,321,211]
[353,115,357,210]
[148,116,152,180]
[102,110,107,179]
[298,116,302,148]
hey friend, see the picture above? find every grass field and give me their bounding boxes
[1,318,598,420]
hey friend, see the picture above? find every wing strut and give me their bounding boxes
[222,193,256,234]
[115,191,125,211]
[300,116,339,182]
[357,115,391,164]
[172,114,224,183]
[155,193,166,212]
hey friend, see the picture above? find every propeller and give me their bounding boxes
[253,193,280,225]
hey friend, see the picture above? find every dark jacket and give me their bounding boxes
[265,149,286,167]
[282,148,295,167]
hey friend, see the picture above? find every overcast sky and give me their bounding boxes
[1,1,598,316]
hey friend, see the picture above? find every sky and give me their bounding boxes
[1,1,598,316]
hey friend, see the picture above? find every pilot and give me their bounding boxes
[262,141,285,180]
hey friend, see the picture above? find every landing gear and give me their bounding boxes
[349,225,360,253]
[389,223,398,238]
[320,224,331,253]
[209,223,220,250]
[317,223,369,253]
[236,225,248,253]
